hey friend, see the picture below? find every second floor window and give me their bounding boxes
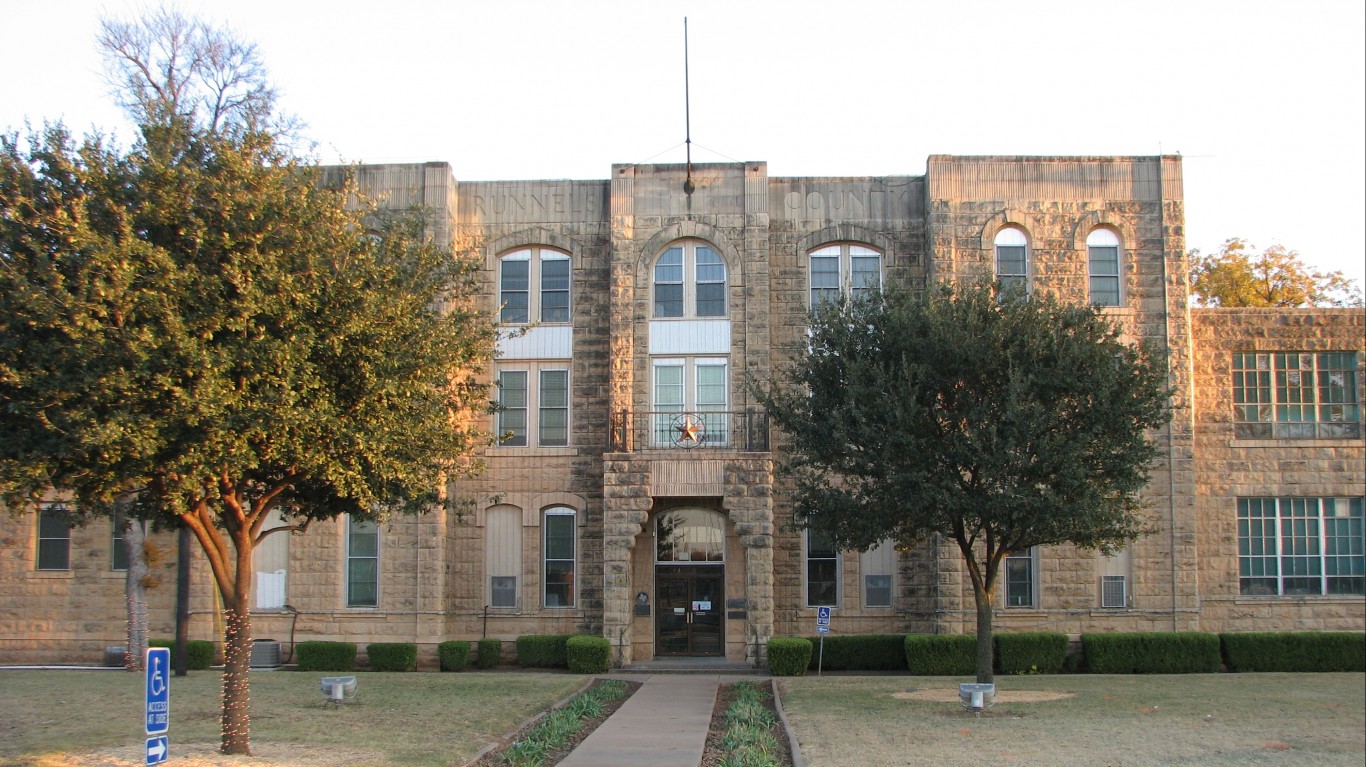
[497,365,570,447]
[1086,229,1122,307]
[994,228,1029,294]
[500,247,570,324]
[654,240,727,318]
[1233,352,1360,439]
[809,244,882,305]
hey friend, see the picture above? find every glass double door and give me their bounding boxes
[655,565,724,656]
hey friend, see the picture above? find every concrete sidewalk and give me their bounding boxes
[557,674,719,767]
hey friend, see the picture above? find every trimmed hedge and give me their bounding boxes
[767,638,813,676]
[476,638,503,669]
[567,635,611,674]
[1082,632,1220,674]
[438,641,471,672]
[295,641,357,672]
[905,634,976,676]
[804,635,907,671]
[149,639,214,670]
[1221,631,1366,673]
[367,642,417,671]
[995,632,1068,675]
[516,634,571,668]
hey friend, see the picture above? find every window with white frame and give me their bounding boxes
[497,364,570,447]
[499,247,571,324]
[37,504,72,571]
[1005,548,1037,608]
[486,505,522,608]
[1233,352,1361,439]
[543,507,576,608]
[806,529,838,607]
[1238,497,1364,596]
[346,517,379,608]
[652,358,728,446]
[1086,229,1121,307]
[809,244,882,305]
[860,539,895,608]
[653,240,726,319]
[994,228,1029,293]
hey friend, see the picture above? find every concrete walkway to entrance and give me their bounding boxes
[557,674,719,767]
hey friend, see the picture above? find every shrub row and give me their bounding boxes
[803,635,906,671]
[1083,632,1221,674]
[567,635,611,674]
[1220,631,1365,673]
[516,634,571,668]
[148,639,215,670]
[767,638,813,676]
[366,643,418,672]
[296,641,356,672]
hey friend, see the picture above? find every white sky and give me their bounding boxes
[3,0,1363,284]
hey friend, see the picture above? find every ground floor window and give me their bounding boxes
[544,507,576,607]
[1239,497,1365,596]
[346,517,379,608]
[805,529,838,607]
[1005,548,1037,607]
[37,504,72,571]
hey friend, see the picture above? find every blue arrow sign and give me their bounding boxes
[145,736,168,765]
[145,647,170,736]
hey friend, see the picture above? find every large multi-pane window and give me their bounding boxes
[809,243,882,305]
[37,504,72,571]
[497,365,570,447]
[346,517,379,608]
[1086,229,1122,307]
[806,529,838,607]
[543,507,576,607]
[1005,548,1037,607]
[994,228,1029,293]
[1233,352,1361,439]
[653,240,726,318]
[1238,497,1364,596]
[499,247,571,324]
[652,359,728,446]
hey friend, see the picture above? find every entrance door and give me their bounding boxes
[655,565,724,656]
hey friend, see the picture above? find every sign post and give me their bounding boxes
[815,606,831,677]
[145,646,170,765]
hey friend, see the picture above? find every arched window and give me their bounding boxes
[543,507,576,607]
[655,508,726,562]
[499,247,570,324]
[653,240,726,318]
[809,244,882,305]
[1086,229,1121,307]
[994,228,1029,293]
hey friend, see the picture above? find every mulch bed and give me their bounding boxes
[468,678,641,767]
[700,679,796,767]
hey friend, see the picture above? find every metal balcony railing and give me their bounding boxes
[609,410,770,452]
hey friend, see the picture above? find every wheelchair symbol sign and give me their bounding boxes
[145,647,170,735]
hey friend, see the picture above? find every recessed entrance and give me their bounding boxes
[655,565,723,656]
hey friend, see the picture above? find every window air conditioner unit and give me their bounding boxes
[1101,575,1127,608]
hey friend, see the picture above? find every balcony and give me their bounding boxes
[609,410,770,452]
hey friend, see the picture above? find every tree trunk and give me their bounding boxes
[124,520,148,671]
[220,599,253,755]
[973,584,995,684]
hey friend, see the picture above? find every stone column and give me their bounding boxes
[726,457,775,665]
[601,459,651,665]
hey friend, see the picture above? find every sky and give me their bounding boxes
[2,0,1363,285]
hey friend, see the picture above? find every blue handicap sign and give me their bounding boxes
[145,736,169,765]
[816,606,832,627]
[145,647,170,736]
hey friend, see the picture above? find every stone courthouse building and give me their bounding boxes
[2,155,1362,667]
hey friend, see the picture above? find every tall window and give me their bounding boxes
[654,240,726,318]
[497,365,570,447]
[1086,229,1121,307]
[111,516,129,572]
[1233,352,1361,439]
[1238,497,1364,596]
[806,529,838,607]
[652,359,728,446]
[486,506,522,608]
[1005,548,1037,607]
[37,504,72,571]
[860,539,895,608]
[809,244,882,305]
[499,247,571,324]
[346,517,379,608]
[994,228,1029,293]
[255,508,289,609]
[543,507,576,607]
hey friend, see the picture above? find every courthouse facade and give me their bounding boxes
[2,155,1362,666]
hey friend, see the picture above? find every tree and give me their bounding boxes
[1189,238,1363,308]
[756,281,1170,684]
[0,120,493,758]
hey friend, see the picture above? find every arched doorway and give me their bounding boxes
[654,507,725,656]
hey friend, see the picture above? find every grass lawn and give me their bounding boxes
[777,673,1366,767]
[0,669,587,767]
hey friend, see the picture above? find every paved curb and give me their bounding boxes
[770,677,807,767]
[460,674,598,767]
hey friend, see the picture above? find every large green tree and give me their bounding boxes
[1189,237,1363,308]
[0,125,493,754]
[757,281,1170,683]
